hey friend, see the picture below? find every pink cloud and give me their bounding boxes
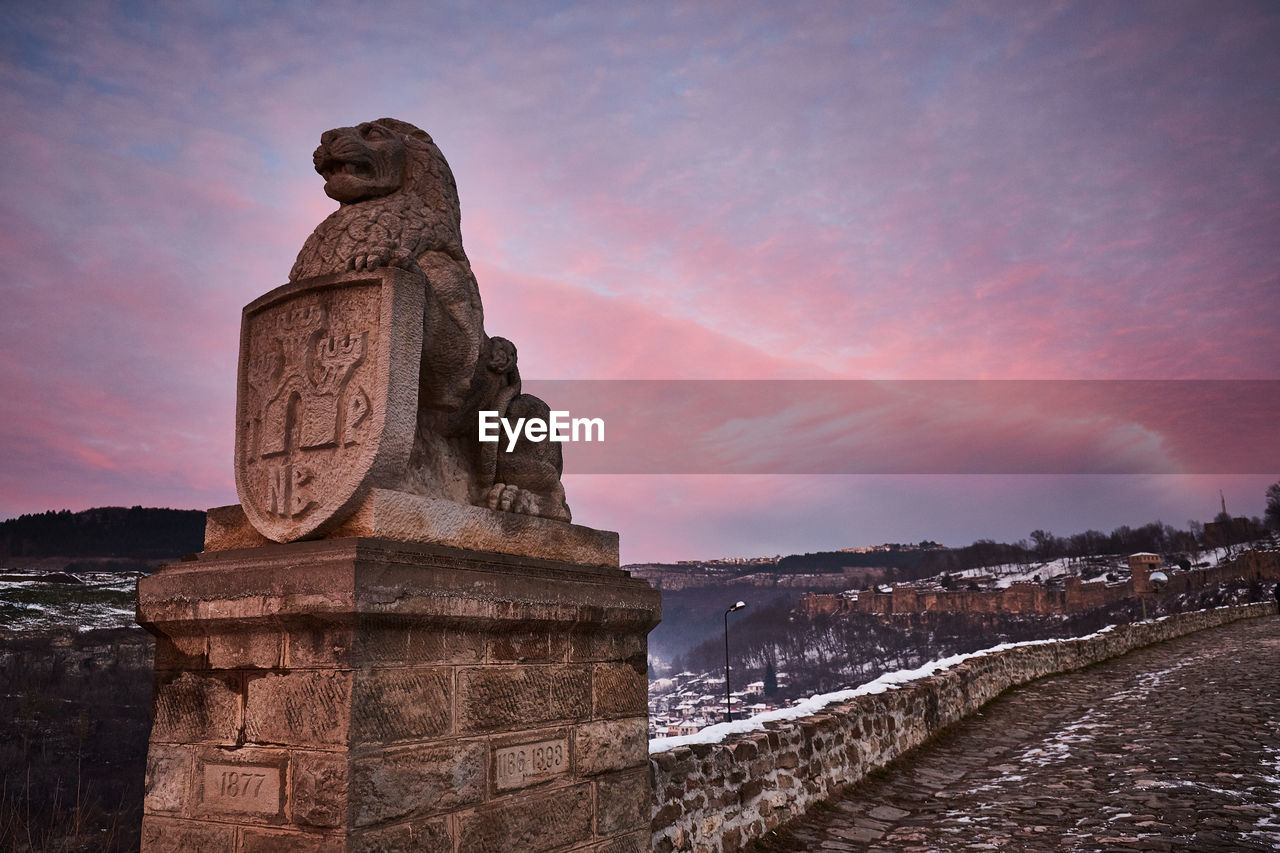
[521,380,1278,477]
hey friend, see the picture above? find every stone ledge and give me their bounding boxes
[140,537,658,638]
[205,488,618,568]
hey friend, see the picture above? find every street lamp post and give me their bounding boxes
[724,600,746,722]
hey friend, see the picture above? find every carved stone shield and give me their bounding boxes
[234,269,424,542]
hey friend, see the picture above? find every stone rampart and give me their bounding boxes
[649,601,1277,853]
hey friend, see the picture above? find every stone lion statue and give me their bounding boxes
[291,118,571,522]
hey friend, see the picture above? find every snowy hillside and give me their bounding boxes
[0,568,142,632]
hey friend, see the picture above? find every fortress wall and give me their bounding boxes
[803,551,1278,621]
[649,600,1277,853]
[1070,579,1113,610]
[796,593,848,616]
[890,586,918,612]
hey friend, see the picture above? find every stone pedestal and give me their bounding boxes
[137,537,661,852]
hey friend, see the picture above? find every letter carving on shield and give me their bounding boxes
[234,269,424,542]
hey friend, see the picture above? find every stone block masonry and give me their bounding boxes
[649,601,1276,853]
[137,536,661,852]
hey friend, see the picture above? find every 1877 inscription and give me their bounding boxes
[200,762,281,815]
[493,737,569,791]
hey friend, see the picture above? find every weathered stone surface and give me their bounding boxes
[141,538,656,636]
[208,628,283,669]
[866,805,909,821]
[351,819,452,853]
[457,664,591,733]
[331,489,616,566]
[244,670,352,746]
[287,624,356,669]
[593,660,648,717]
[150,670,242,744]
[143,744,191,815]
[349,823,411,853]
[596,768,651,835]
[291,751,349,828]
[351,667,452,744]
[350,740,486,826]
[204,503,272,550]
[570,630,645,662]
[577,717,648,776]
[206,491,621,565]
[456,783,593,853]
[140,815,236,851]
[488,630,561,662]
[348,621,484,666]
[284,621,484,669]
[592,830,652,853]
[241,828,345,852]
[153,631,208,669]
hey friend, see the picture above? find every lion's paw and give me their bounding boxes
[346,242,393,272]
[486,483,538,515]
[346,242,421,275]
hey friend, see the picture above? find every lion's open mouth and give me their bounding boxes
[312,128,406,203]
[315,156,374,182]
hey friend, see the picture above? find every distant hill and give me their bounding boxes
[0,506,205,566]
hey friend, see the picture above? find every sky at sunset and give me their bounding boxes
[1,1,1277,562]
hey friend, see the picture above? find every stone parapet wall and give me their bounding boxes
[649,601,1276,853]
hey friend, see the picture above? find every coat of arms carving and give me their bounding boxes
[235,271,423,542]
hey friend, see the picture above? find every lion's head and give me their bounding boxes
[292,118,467,281]
[313,121,407,203]
[312,118,460,214]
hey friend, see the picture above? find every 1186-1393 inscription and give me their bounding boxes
[493,737,570,792]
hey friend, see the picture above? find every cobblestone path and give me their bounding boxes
[759,615,1280,852]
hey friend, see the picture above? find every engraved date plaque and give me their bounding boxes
[200,762,282,815]
[493,737,569,792]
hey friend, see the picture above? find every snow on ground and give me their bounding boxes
[0,569,141,632]
[957,557,1098,588]
[951,544,1261,588]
